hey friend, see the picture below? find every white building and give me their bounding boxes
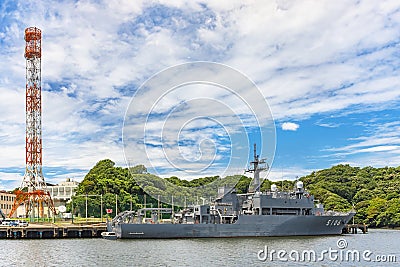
[0,191,25,218]
[47,178,79,209]
[0,191,16,217]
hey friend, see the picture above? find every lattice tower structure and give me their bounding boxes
[9,27,56,218]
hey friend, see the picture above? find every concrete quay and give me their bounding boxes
[0,223,107,239]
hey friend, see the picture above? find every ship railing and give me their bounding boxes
[216,208,223,223]
[322,211,351,216]
[137,208,172,213]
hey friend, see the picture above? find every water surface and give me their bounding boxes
[0,229,398,266]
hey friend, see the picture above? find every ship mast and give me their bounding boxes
[246,143,268,193]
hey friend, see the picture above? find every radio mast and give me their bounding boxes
[9,27,56,219]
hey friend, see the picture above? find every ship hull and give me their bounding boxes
[111,213,355,239]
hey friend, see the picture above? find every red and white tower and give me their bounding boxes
[9,27,55,218]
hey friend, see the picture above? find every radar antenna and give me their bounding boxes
[246,143,268,193]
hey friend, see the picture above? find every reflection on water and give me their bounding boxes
[0,229,398,266]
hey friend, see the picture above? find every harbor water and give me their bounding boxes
[0,229,398,266]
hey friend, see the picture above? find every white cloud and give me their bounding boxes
[327,121,400,154]
[281,122,299,131]
[0,172,23,191]
[322,121,400,167]
[357,145,399,153]
[267,167,311,182]
[0,1,399,189]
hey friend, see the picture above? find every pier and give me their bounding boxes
[0,223,107,239]
[342,224,368,234]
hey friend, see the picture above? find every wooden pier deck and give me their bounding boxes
[0,223,107,239]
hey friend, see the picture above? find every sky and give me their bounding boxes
[0,0,399,190]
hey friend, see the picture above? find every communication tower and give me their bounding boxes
[9,27,56,218]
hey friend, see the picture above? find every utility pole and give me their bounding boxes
[71,197,74,224]
[171,195,174,223]
[115,194,118,217]
[144,194,146,220]
[184,196,187,209]
[158,195,160,222]
[100,194,103,223]
[85,194,88,223]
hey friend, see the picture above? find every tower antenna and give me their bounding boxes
[9,27,56,219]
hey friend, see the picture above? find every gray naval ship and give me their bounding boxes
[107,145,355,239]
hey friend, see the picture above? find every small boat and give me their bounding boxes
[101,231,117,240]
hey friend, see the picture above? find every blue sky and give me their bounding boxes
[0,0,399,190]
